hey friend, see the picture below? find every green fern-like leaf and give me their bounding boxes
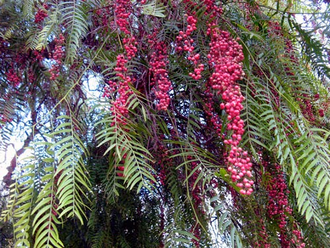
[31,149,64,248]
[0,182,19,223]
[91,229,113,248]
[292,20,330,80]
[59,1,89,64]
[22,0,34,19]
[50,115,91,225]
[11,151,36,247]
[169,139,218,191]
[241,78,272,157]
[141,1,166,18]
[164,227,199,247]
[25,28,39,51]
[294,128,330,211]
[96,112,156,194]
[261,103,323,226]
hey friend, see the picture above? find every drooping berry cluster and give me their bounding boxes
[103,0,137,125]
[106,54,134,125]
[207,27,253,194]
[297,91,329,122]
[266,164,305,248]
[297,93,316,123]
[176,15,197,53]
[114,0,132,35]
[6,68,20,87]
[202,0,223,16]
[282,32,327,122]
[319,98,329,118]
[292,226,305,248]
[149,38,171,110]
[176,14,204,80]
[123,37,138,60]
[49,34,65,80]
[115,152,127,177]
[32,49,45,61]
[34,4,49,24]
[207,31,244,91]
[267,22,319,125]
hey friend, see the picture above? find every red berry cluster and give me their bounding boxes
[190,225,201,247]
[114,0,132,35]
[284,40,298,72]
[103,0,137,125]
[297,93,316,123]
[154,142,175,186]
[34,4,48,24]
[267,21,282,38]
[266,167,291,229]
[123,37,137,60]
[266,164,305,248]
[226,147,253,195]
[116,154,126,177]
[189,63,204,80]
[33,49,45,61]
[107,54,133,125]
[207,27,253,194]
[320,99,329,118]
[176,14,204,80]
[49,34,65,80]
[176,13,194,49]
[28,69,36,84]
[6,68,20,87]
[207,31,244,90]
[319,108,324,117]
[149,39,171,110]
[292,226,305,248]
[185,15,197,36]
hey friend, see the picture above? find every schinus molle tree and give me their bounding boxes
[0,0,330,247]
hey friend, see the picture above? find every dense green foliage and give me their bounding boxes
[0,0,329,247]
